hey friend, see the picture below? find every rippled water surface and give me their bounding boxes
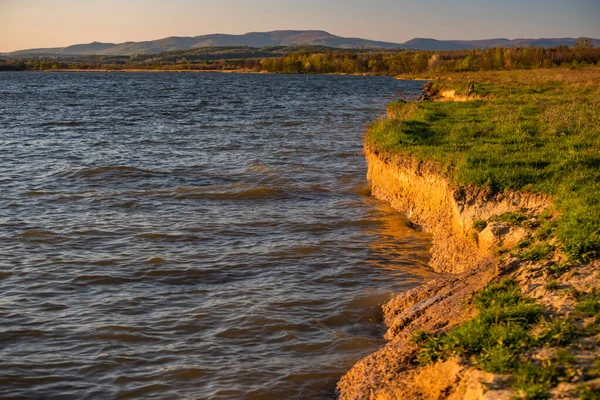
[0,72,433,399]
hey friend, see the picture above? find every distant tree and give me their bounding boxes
[493,48,505,70]
[412,52,429,73]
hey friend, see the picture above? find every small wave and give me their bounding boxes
[164,368,206,380]
[39,302,69,311]
[72,274,138,285]
[73,229,121,237]
[108,200,137,208]
[308,184,330,194]
[24,190,54,196]
[88,326,158,343]
[174,185,289,200]
[137,268,236,285]
[0,329,47,341]
[291,246,321,255]
[173,183,330,201]
[22,229,57,238]
[89,332,155,343]
[337,152,359,158]
[93,259,119,266]
[353,184,372,196]
[63,165,161,182]
[136,233,190,242]
[0,271,13,280]
[246,165,273,174]
[39,121,83,127]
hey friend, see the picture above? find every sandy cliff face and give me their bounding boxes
[364,146,551,274]
[337,146,553,400]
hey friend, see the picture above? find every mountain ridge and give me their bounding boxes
[4,30,599,56]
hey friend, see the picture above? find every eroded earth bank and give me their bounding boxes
[338,69,600,399]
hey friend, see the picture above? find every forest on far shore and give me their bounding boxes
[1,41,599,75]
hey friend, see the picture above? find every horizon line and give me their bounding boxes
[2,29,599,54]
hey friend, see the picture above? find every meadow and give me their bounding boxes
[368,67,600,261]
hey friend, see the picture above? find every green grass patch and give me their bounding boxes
[518,236,534,249]
[412,280,542,369]
[578,384,600,400]
[491,211,530,227]
[578,357,600,399]
[513,350,577,399]
[544,280,559,291]
[412,280,580,398]
[534,317,578,346]
[575,294,600,318]
[548,262,571,276]
[368,68,600,261]
[473,219,488,232]
[519,243,556,261]
[535,219,558,241]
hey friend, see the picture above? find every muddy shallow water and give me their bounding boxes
[0,72,433,399]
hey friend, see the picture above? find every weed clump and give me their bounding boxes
[575,294,600,318]
[491,212,529,227]
[519,243,555,261]
[472,219,488,232]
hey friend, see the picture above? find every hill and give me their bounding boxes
[7,31,403,56]
[5,31,600,56]
[404,37,600,50]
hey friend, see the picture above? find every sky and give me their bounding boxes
[1,0,599,52]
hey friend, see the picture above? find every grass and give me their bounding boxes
[535,219,558,241]
[579,358,600,399]
[575,293,600,318]
[519,243,556,261]
[491,211,530,227]
[412,280,581,398]
[512,350,577,399]
[472,219,488,232]
[534,318,577,347]
[518,236,533,249]
[369,68,600,261]
[544,280,558,291]
[548,262,571,276]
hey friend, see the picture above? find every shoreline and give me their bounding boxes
[2,69,378,76]
[337,146,551,399]
[337,68,600,398]
[13,68,263,74]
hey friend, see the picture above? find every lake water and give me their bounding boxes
[0,72,433,399]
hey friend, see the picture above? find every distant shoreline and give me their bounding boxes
[3,68,378,76]
[29,69,263,74]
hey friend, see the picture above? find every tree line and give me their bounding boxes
[1,45,599,74]
[259,46,600,74]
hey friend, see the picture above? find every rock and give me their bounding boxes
[478,222,509,253]
[448,368,513,400]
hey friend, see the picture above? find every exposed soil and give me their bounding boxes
[337,146,599,399]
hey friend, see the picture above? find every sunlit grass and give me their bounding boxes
[368,67,600,261]
[412,280,580,399]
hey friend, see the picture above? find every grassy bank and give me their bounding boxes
[412,279,600,398]
[364,67,600,398]
[368,67,600,261]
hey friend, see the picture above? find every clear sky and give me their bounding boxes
[1,0,599,52]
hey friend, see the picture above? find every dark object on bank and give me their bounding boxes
[467,82,475,99]
[420,82,438,101]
